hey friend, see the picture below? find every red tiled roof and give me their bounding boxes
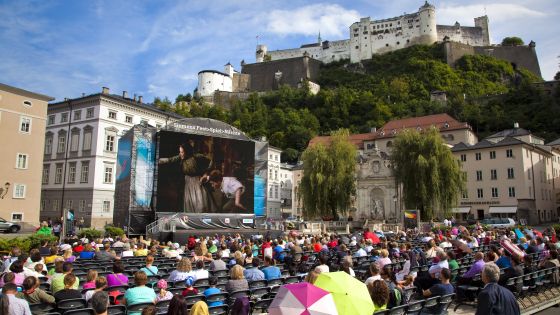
[375,113,470,139]
[308,133,376,149]
[308,114,471,148]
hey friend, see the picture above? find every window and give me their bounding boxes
[79,200,86,212]
[68,162,76,183]
[11,213,23,221]
[80,161,89,183]
[489,151,496,159]
[529,186,533,198]
[105,134,115,152]
[44,135,53,155]
[104,165,113,184]
[269,186,273,198]
[274,185,279,199]
[55,164,63,184]
[274,170,278,180]
[491,187,498,198]
[490,169,497,180]
[108,111,117,119]
[86,107,94,118]
[66,199,73,211]
[42,165,50,184]
[506,149,513,158]
[41,200,47,212]
[475,153,481,160]
[23,100,32,107]
[73,110,81,121]
[19,116,31,133]
[13,184,25,198]
[57,133,67,153]
[61,112,68,123]
[70,129,80,152]
[507,168,515,179]
[508,187,516,197]
[477,188,484,198]
[140,119,148,125]
[16,153,28,169]
[82,127,92,151]
[476,170,482,181]
[103,201,111,213]
[48,115,55,125]
[53,199,59,212]
[461,190,468,199]
[125,115,133,123]
[460,154,466,162]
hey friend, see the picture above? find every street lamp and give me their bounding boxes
[393,196,398,224]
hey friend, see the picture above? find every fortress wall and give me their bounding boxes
[474,45,542,78]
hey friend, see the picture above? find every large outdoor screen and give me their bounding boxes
[155,130,255,214]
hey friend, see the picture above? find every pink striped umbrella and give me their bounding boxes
[269,282,338,315]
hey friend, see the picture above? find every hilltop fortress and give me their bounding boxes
[258,1,489,64]
[196,2,541,106]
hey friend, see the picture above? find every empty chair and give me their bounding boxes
[387,305,407,315]
[251,298,273,314]
[184,294,206,307]
[57,298,87,313]
[405,300,424,315]
[208,305,229,315]
[29,302,56,314]
[127,302,155,313]
[194,278,210,287]
[155,300,171,314]
[62,309,95,315]
[107,305,127,315]
[250,287,270,300]
[438,293,455,313]
[283,276,300,284]
[248,280,267,289]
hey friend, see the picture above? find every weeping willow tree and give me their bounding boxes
[300,129,357,219]
[390,126,465,220]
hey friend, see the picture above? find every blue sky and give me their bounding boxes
[1,0,558,102]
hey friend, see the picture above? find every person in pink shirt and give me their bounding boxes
[82,270,98,290]
[106,261,128,287]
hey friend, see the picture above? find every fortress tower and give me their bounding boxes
[418,1,438,45]
[474,15,490,46]
[256,44,268,63]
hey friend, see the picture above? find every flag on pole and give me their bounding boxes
[404,211,417,219]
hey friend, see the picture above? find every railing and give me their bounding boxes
[146,212,183,236]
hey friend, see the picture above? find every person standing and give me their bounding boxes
[475,263,520,315]
[158,143,213,213]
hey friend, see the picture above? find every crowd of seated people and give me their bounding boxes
[0,223,558,315]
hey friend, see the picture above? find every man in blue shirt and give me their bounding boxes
[262,256,282,281]
[422,268,454,314]
[244,257,265,282]
[203,276,224,307]
[273,241,285,263]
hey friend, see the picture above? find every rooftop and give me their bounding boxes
[0,82,54,102]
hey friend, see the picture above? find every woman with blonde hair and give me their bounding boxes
[376,249,392,269]
[189,300,209,315]
[168,258,196,282]
[192,242,212,262]
[63,249,76,263]
[304,270,319,284]
[225,265,248,293]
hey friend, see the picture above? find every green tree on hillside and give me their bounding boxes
[501,37,524,46]
[299,129,357,219]
[390,127,465,220]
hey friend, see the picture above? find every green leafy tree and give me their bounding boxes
[501,37,524,46]
[390,127,465,220]
[154,96,173,111]
[300,129,357,219]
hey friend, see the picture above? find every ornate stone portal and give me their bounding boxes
[356,149,399,222]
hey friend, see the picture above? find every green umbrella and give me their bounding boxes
[314,271,374,315]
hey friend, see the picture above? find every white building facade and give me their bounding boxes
[266,146,282,219]
[451,126,560,225]
[41,87,183,228]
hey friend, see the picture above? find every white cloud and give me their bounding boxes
[266,4,360,38]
